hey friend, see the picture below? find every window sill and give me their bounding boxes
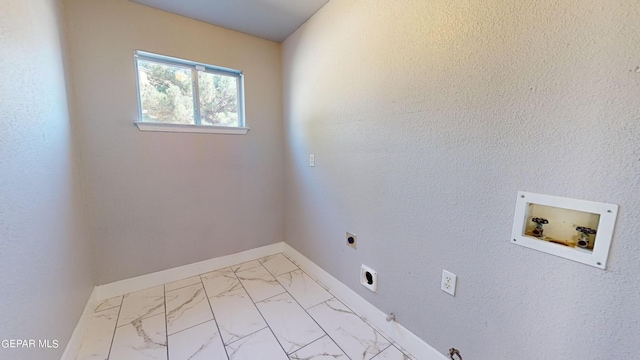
[134,121,249,135]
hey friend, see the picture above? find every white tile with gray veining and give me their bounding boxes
[168,320,227,360]
[259,253,299,277]
[208,286,267,345]
[165,283,213,335]
[256,254,279,264]
[76,306,119,360]
[116,285,165,327]
[93,295,122,313]
[201,267,243,298]
[236,265,286,302]
[255,292,324,354]
[308,298,391,360]
[372,345,413,360]
[74,254,416,360]
[109,313,167,360]
[289,335,348,360]
[165,275,202,292]
[225,327,288,360]
[231,260,261,273]
[276,269,333,309]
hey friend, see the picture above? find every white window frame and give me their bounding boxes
[134,50,248,134]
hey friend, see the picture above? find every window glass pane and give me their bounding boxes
[198,71,239,127]
[137,59,194,124]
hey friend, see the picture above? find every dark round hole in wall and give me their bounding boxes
[348,237,355,244]
[365,271,373,285]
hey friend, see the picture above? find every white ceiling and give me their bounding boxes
[131,0,329,43]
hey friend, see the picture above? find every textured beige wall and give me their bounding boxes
[62,0,284,284]
[283,1,640,359]
[0,0,94,358]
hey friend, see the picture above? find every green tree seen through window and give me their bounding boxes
[137,59,239,127]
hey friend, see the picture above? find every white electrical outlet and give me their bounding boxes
[441,270,457,296]
[309,154,315,167]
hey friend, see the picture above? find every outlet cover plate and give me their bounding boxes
[361,264,377,293]
[346,232,357,249]
[441,270,456,296]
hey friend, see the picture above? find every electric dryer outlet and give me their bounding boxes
[360,265,378,293]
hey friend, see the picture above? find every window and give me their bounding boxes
[134,51,247,134]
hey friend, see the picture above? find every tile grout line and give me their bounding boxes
[164,283,214,338]
[199,274,231,360]
[288,334,328,357]
[275,267,304,278]
[320,296,392,354]
[253,289,288,304]
[287,335,330,358]
[274,269,332,311]
[288,257,396,354]
[163,284,169,360]
[114,292,166,329]
[368,344,395,360]
[161,318,214,338]
[279,253,332,292]
[259,253,299,277]
[235,262,291,357]
[303,290,399,358]
[231,261,262,273]
[278,252,399,352]
[236,262,288,304]
[257,255,349,357]
[372,344,394,359]
[165,280,202,294]
[330,295,395,346]
[277,253,390,359]
[236,256,393,358]
[382,342,412,359]
[93,301,122,313]
[105,301,124,360]
[223,325,269,347]
[259,260,352,359]
[287,296,352,360]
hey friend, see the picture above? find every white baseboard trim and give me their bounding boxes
[60,287,97,360]
[282,243,448,360]
[94,242,285,300]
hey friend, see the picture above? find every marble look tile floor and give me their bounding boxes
[76,253,415,360]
